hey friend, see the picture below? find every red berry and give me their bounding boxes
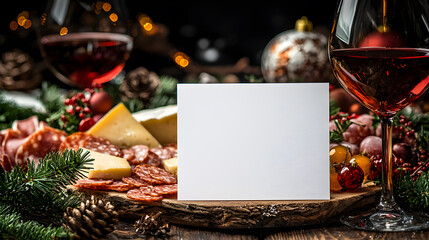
[66,108,75,115]
[81,98,90,104]
[83,107,91,114]
[79,113,86,119]
[78,118,96,132]
[75,106,82,112]
[337,160,364,190]
[76,92,85,100]
[61,115,67,121]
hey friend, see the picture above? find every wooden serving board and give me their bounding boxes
[68,186,380,229]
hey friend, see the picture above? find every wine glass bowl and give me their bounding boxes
[39,0,133,88]
[329,0,429,231]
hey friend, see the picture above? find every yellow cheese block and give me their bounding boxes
[82,148,131,180]
[162,157,177,177]
[87,103,161,148]
[132,105,177,145]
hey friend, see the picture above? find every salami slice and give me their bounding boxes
[148,165,177,184]
[133,164,164,184]
[153,184,178,195]
[133,164,177,185]
[59,132,122,157]
[3,129,27,165]
[75,178,114,189]
[122,176,151,187]
[122,145,150,165]
[150,147,173,160]
[15,125,67,167]
[102,181,133,192]
[83,135,122,157]
[126,188,163,202]
[144,151,161,167]
[121,148,135,161]
[12,116,39,137]
[59,132,90,151]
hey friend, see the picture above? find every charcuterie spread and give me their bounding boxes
[0,103,178,202]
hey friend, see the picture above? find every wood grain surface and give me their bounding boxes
[69,186,381,229]
[107,220,429,240]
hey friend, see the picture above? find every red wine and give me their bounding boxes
[330,48,429,117]
[40,32,132,88]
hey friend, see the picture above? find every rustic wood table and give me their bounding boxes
[107,219,429,240]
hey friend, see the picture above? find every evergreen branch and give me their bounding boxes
[0,212,72,240]
[329,99,341,117]
[40,81,64,113]
[395,172,429,211]
[330,116,353,143]
[149,75,178,109]
[0,149,93,221]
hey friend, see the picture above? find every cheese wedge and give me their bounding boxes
[133,105,177,145]
[162,157,177,177]
[82,148,131,180]
[87,103,160,148]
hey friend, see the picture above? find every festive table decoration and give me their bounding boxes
[0,49,42,91]
[134,212,170,237]
[261,17,332,83]
[63,195,118,239]
[0,149,93,239]
[120,67,160,108]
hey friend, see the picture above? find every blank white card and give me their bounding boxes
[178,83,329,200]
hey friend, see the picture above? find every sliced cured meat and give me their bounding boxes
[129,145,150,165]
[2,129,28,167]
[101,181,133,192]
[133,164,164,184]
[59,132,122,157]
[153,184,178,195]
[83,135,122,157]
[12,116,39,137]
[59,132,91,151]
[121,148,135,161]
[126,188,163,202]
[75,178,114,189]
[148,165,177,184]
[133,164,177,185]
[150,147,173,160]
[144,151,161,167]
[122,176,151,187]
[15,125,67,167]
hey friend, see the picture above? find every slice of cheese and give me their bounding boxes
[87,103,160,148]
[132,105,177,145]
[162,157,177,177]
[82,148,131,180]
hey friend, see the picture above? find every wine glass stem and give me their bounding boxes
[378,117,399,211]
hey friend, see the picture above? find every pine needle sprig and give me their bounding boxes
[395,172,429,211]
[0,149,93,221]
[0,211,72,240]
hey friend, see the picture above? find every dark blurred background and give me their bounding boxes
[0,1,337,81]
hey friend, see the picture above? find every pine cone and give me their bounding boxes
[0,49,42,91]
[134,212,170,237]
[63,195,118,240]
[120,67,160,107]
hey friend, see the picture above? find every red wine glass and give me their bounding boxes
[329,0,429,231]
[39,0,133,88]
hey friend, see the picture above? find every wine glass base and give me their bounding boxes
[340,208,429,232]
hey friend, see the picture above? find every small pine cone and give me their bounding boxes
[63,195,118,240]
[0,49,42,91]
[134,212,170,237]
[120,67,160,107]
